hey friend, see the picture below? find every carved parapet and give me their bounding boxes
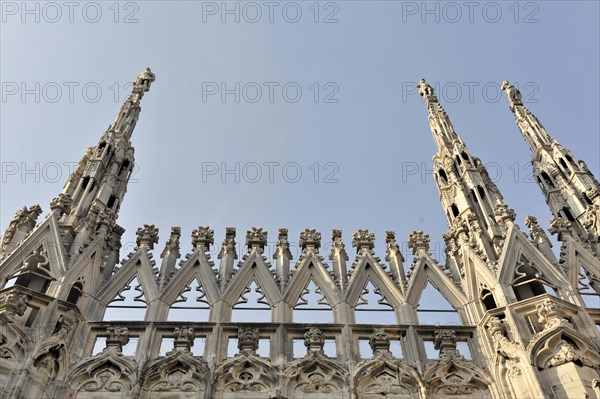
[299,228,321,251]
[408,231,430,255]
[274,228,293,260]
[304,327,325,355]
[369,329,391,356]
[586,187,599,201]
[105,326,130,353]
[352,229,375,253]
[136,224,159,250]
[238,327,259,355]
[246,227,267,253]
[191,226,214,251]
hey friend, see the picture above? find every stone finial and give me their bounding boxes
[218,227,237,259]
[385,231,403,259]
[369,329,391,356]
[525,216,547,240]
[352,229,375,252]
[134,67,156,93]
[162,227,181,254]
[105,326,130,353]
[408,231,430,255]
[304,327,325,355]
[172,326,194,353]
[434,329,457,354]
[494,204,516,226]
[50,193,72,216]
[136,224,159,250]
[246,227,268,252]
[274,228,293,260]
[238,327,259,355]
[329,229,348,260]
[96,209,116,234]
[191,226,214,250]
[299,229,321,251]
[5,204,43,232]
[501,80,523,111]
[0,292,29,321]
[417,79,438,106]
[549,216,573,240]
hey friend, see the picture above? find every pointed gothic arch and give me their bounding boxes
[284,254,343,323]
[166,276,211,321]
[406,257,467,325]
[231,279,272,322]
[158,252,221,320]
[103,274,148,321]
[353,279,397,324]
[222,254,282,320]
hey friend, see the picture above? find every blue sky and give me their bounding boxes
[1,0,599,268]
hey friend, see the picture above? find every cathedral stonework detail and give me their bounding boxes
[0,71,599,398]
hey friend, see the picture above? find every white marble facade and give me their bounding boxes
[0,70,598,399]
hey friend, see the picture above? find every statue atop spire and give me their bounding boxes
[417,78,439,107]
[134,67,155,93]
[501,80,522,111]
[416,78,513,264]
[52,68,156,265]
[503,79,600,248]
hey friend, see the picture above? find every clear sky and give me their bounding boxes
[1,1,599,269]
